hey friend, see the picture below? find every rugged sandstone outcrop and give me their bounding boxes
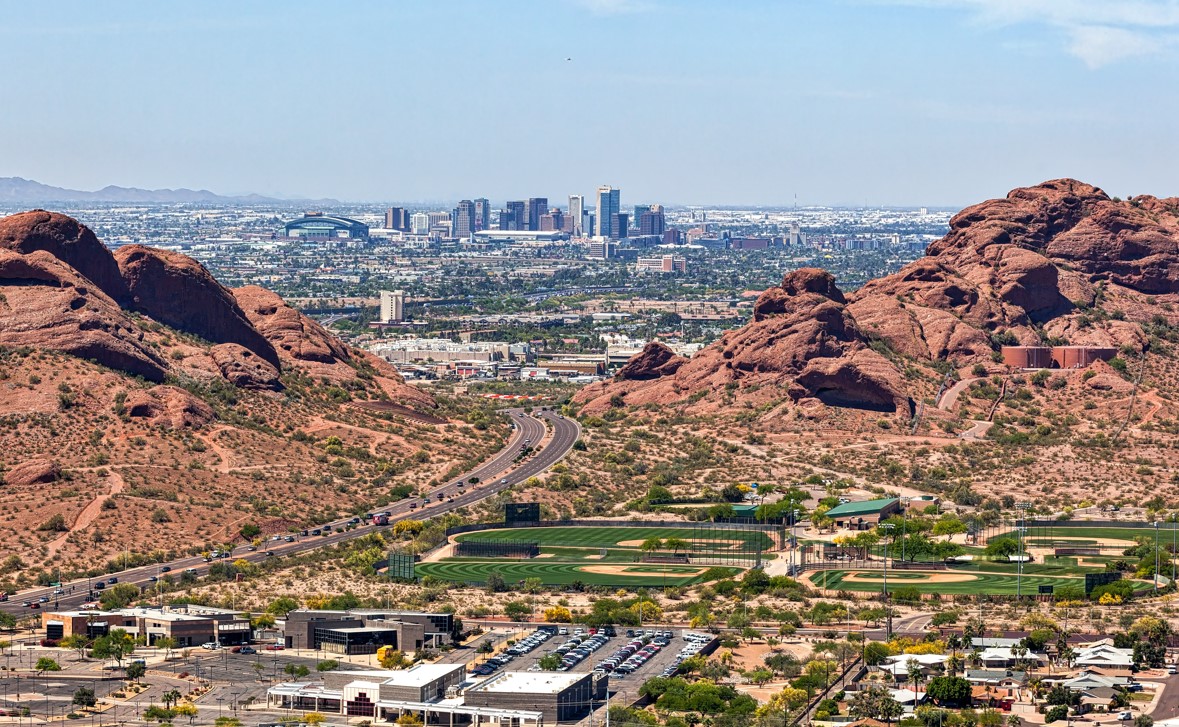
[617,342,687,381]
[576,269,911,416]
[0,248,168,381]
[210,343,282,390]
[123,386,215,429]
[4,458,60,487]
[115,245,281,368]
[232,285,350,364]
[0,210,129,302]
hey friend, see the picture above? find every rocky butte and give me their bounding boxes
[575,179,1179,420]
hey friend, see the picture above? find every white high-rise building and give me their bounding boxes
[379,290,405,323]
[410,213,430,235]
[568,195,585,236]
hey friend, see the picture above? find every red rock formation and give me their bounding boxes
[617,342,687,380]
[123,386,214,429]
[4,458,60,487]
[115,245,280,368]
[576,269,911,416]
[0,248,168,381]
[210,343,281,390]
[232,285,349,364]
[0,210,128,302]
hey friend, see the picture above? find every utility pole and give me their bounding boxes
[1155,521,1161,594]
[1015,503,1032,599]
[881,523,895,638]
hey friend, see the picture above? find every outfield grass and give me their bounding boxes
[815,569,1152,596]
[455,525,774,552]
[990,526,1171,545]
[416,559,740,587]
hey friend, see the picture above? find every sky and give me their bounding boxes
[1,0,1178,207]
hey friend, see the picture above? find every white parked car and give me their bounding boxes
[201,642,221,650]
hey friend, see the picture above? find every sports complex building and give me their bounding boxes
[281,212,370,241]
[282,609,455,654]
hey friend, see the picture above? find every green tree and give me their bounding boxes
[538,653,563,670]
[504,601,532,621]
[850,684,904,724]
[126,660,147,684]
[316,659,339,672]
[214,718,244,727]
[91,628,135,668]
[99,582,142,610]
[143,705,175,723]
[72,686,97,708]
[154,635,177,660]
[174,702,199,724]
[162,689,183,710]
[926,676,972,706]
[640,537,665,554]
[35,657,62,674]
[60,633,92,660]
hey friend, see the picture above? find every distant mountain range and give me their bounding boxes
[0,176,338,205]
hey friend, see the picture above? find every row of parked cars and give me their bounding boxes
[593,632,671,677]
[655,632,713,678]
[470,629,553,677]
[550,631,612,672]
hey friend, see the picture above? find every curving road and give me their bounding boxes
[3,408,580,615]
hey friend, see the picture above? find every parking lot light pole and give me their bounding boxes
[880,523,895,639]
[1155,521,1161,594]
[1015,502,1032,599]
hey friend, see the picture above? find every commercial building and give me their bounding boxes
[473,198,491,232]
[266,664,551,726]
[379,291,406,323]
[526,198,548,231]
[596,185,620,239]
[282,609,455,654]
[42,607,251,647]
[452,200,476,239]
[500,201,525,230]
[568,195,585,235]
[825,498,902,530]
[1000,346,1117,370]
[385,207,410,232]
[471,229,566,244]
[411,213,430,235]
[639,205,666,236]
[465,671,606,723]
[609,213,629,239]
[587,240,615,259]
[282,213,370,242]
[635,255,686,273]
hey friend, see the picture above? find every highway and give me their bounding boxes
[2,408,580,615]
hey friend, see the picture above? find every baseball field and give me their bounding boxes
[806,567,1154,596]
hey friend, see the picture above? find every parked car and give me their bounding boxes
[240,646,257,654]
[201,642,221,650]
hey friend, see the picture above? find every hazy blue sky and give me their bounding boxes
[2,0,1177,207]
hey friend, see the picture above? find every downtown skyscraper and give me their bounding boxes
[596,185,620,239]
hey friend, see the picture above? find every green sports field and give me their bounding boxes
[455,525,774,551]
[990,526,1174,546]
[810,568,1153,596]
[416,559,740,587]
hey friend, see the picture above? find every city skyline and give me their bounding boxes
[1,1,1177,206]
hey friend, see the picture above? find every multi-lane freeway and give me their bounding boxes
[2,408,580,615]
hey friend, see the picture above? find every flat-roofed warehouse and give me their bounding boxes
[825,497,902,530]
[464,670,606,722]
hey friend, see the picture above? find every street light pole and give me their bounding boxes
[1015,503,1032,599]
[881,523,895,639]
[1154,521,1161,594]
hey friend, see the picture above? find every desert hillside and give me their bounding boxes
[0,211,502,585]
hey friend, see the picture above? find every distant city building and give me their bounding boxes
[639,205,665,236]
[282,212,369,242]
[427,211,451,229]
[663,228,681,245]
[567,195,585,236]
[539,209,563,232]
[410,213,430,235]
[632,205,651,229]
[788,222,806,246]
[609,212,628,239]
[501,201,525,230]
[384,207,410,232]
[379,290,406,323]
[587,240,615,259]
[473,198,491,231]
[636,254,686,273]
[452,199,476,238]
[584,211,595,237]
[526,197,548,231]
[595,186,620,239]
[731,236,772,250]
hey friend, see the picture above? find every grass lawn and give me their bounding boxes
[417,559,740,587]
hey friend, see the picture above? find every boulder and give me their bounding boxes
[210,343,281,390]
[4,458,60,487]
[232,285,349,364]
[115,245,280,368]
[123,386,215,429]
[616,342,687,381]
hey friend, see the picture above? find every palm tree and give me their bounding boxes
[640,537,664,556]
[664,537,689,557]
[162,689,182,710]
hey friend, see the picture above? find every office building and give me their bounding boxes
[384,207,410,232]
[595,185,620,238]
[473,198,491,231]
[282,212,370,242]
[283,609,455,654]
[663,228,681,245]
[636,255,686,273]
[568,195,585,235]
[452,200,476,238]
[501,200,525,230]
[465,671,606,723]
[587,240,614,259]
[788,222,806,246]
[43,607,251,647]
[410,213,430,235]
[539,208,563,232]
[526,197,548,231]
[379,291,406,323]
[609,212,628,239]
[639,205,665,236]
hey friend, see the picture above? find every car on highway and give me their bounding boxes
[38,596,49,603]
[160,565,171,572]
[500,478,507,484]
[264,551,275,556]
[148,576,158,583]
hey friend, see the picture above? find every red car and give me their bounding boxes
[263,644,284,651]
